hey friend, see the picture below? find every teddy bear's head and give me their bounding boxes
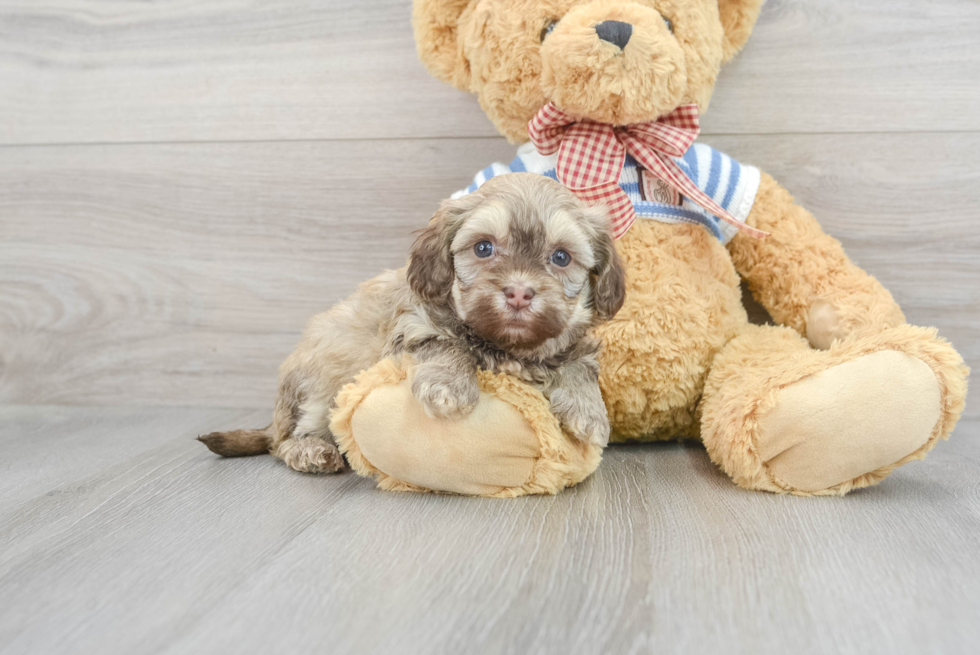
[415,0,763,142]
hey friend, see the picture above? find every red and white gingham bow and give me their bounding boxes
[527,102,768,239]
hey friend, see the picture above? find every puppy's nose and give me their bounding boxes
[595,20,633,49]
[504,285,535,310]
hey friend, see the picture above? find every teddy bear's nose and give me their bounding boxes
[595,20,633,50]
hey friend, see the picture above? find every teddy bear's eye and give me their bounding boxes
[662,16,674,33]
[540,19,558,43]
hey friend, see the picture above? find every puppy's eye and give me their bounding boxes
[540,19,558,42]
[550,249,571,267]
[662,16,674,33]
[474,240,494,258]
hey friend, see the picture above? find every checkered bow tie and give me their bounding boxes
[527,102,768,239]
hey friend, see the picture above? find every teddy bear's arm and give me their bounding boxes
[726,172,906,349]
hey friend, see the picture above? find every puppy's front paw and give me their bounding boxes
[412,365,480,420]
[549,388,610,447]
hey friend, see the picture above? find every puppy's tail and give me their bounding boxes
[198,424,273,458]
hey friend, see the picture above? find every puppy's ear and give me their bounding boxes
[585,206,627,321]
[407,198,466,303]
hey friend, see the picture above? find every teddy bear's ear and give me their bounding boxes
[718,0,765,63]
[413,0,473,89]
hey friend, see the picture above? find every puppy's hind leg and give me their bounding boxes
[274,435,344,474]
[199,421,342,474]
[270,384,346,475]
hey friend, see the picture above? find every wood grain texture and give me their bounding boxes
[2,134,977,416]
[0,406,978,655]
[0,0,978,145]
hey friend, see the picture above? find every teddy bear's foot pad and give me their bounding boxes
[330,358,604,497]
[350,379,539,495]
[756,350,941,492]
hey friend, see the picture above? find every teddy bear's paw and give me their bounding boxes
[806,299,907,350]
[805,300,844,350]
[549,388,611,447]
[411,364,480,421]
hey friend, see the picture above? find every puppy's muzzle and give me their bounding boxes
[504,284,535,311]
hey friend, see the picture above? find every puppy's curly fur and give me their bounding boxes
[200,174,626,474]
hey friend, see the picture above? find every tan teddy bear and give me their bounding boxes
[333,0,968,496]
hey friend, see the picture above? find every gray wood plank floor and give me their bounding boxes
[1,408,978,655]
[1,0,978,653]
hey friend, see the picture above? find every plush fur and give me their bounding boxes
[397,0,969,495]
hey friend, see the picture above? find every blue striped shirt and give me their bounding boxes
[452,142,760,243]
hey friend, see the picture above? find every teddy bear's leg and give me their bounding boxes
[699,324,968,495]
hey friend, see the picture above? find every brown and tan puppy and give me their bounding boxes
[199,173,626,474]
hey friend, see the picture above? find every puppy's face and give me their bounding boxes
[408,174,626,355]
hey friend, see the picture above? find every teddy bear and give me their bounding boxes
[331,0,969,497]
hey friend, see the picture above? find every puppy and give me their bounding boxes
[199,173,626,474]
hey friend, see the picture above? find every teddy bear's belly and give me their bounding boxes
[595,219,748,442]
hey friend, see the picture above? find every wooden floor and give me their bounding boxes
[2,407,978,655]
[1,1,978,653]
